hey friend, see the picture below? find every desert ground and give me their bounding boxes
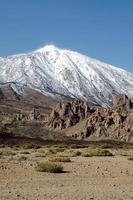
[0,142,133,200]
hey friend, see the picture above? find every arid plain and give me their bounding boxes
[0,143,133,200]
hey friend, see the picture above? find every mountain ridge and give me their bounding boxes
[0,45,133,106]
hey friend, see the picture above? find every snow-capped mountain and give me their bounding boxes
[0,45,133,106]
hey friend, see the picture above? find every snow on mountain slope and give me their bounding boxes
[0,44,133,106]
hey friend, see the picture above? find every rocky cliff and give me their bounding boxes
[47,100,99,129]
[48,95,133,142]
[81,95,133,142]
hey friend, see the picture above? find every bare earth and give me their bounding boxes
[0,148,133,200]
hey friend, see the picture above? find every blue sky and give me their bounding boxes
[0,0,133,72]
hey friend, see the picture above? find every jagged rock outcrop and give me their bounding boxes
[47,100,96,129]
[48,95,133,143]
[0,108,41,126]
[112,94,133,110]
[78,95,133,142]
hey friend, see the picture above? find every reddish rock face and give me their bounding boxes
[47,100,96,129]
[80,95,133,142]
[47,94,133,143]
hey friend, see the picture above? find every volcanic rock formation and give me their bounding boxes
[47,100,97,129]
[48,95,133,142]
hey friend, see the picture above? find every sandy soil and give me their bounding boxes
[0,148,133,200]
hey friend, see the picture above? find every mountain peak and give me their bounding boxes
[35,44,61,53]
[0,45,133,107]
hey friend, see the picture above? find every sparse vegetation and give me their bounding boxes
[46,148,56,155]
[20,151,30,154]
[35,161,63,173]
[69,144,88,149]
[121,145,133,150]
[55,147,65,152]
[82,152,92,157]
[45,147,65,156]
[49,156,71,162]
[73,150,82,156]
[127,155,133,161]
[34,153,46,157]
[83,148,113,157]
[0,144,5,148]
[22,143,40,149]
[18,156,27,161]
[53,144,68,149]
[37,148,46,153]
[100,144,114,149]
[0,150,16,156]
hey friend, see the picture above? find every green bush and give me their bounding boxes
[35,161,63,173]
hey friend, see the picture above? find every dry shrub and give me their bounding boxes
[34,153,46,158]
[20,151,30,154]
[49,156,71,162]
[127,155,133,161]
[35,161,63,173]
[82,148,113,157]
[22,143,40,150]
